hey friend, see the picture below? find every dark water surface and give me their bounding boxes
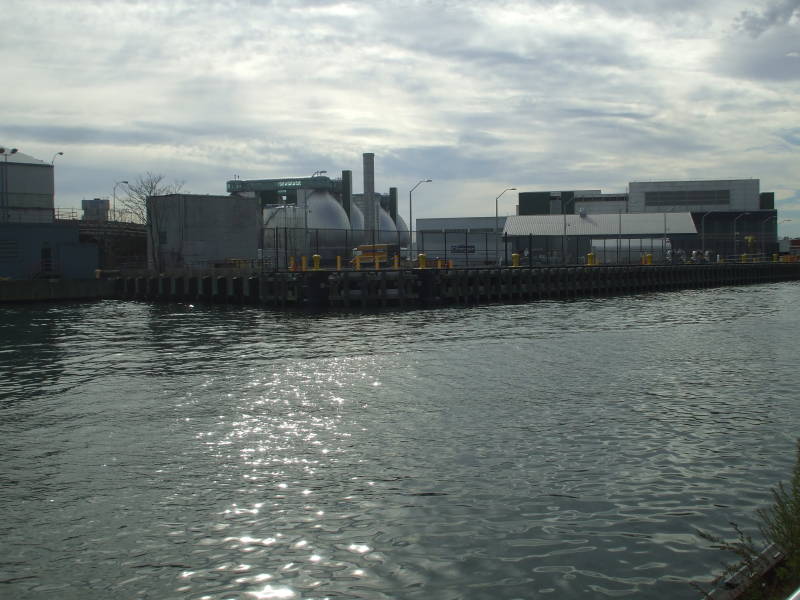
[2,284,799,599]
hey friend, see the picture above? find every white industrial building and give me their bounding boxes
[0,148,55,223]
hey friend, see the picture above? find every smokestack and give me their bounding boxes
[363,153,376,233]
[341,170,352,219]
[389,187,398,223]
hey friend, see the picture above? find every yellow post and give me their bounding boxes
[300,256,308,271]
[436,259,444,269]
[312,254,321,270]
[646,253,653,265]
[288,256,296,272]
[336,256,342,271]
[374,254,380,270]
[417,253,427,269]
[354,256,361,271]
[393,254,400,270]
[773,253,779,262]
[586,252,595,266]
[511,252,520,267]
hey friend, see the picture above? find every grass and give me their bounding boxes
[695,439,800,600]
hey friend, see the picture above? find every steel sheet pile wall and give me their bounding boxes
[112,263,800,309]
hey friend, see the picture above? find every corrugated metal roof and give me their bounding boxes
[504,212,697,236]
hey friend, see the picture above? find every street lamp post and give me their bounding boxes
[409,179,432,259]
[50,151,63,165]
[700,211,714,254]
[494,188,516,264]
[113,180,129,221]
[733,212,750,257]
[311,170,327,177]
[761,216,792,256]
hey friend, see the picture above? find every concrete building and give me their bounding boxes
[0,148,54,223]
[628,179,764,213]
[0,222,98,279]
[147,194,261,270]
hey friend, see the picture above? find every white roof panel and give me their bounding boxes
[504,213,697,236]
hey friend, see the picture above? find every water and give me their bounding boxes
[1,284,799,599]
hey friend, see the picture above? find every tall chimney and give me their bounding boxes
[362,153,376,234]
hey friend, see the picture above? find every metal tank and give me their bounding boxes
[262,190,352,263]
[348,202,366,247]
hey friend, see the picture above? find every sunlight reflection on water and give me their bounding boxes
[1,283,799,599]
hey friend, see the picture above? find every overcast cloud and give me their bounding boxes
[1,0,798,234]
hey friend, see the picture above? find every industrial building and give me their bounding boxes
[512,179,778,260]
[414,178,777,265]
[0,147,103,279]
[149,153,409,270]
[416,213,699,266]
[146,171,783,270]
[0,148,55,223]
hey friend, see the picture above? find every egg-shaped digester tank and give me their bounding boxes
[348,202,366,247]
[262,191,353,263]
[395,214,410,248]
[376,207,402,245]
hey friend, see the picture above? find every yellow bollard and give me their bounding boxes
[586,253,595,266]
[336,256,342,271]
[300,256,308,271]
[511,253,520,267]
[773,253,779,262]
[374,255,381,270]
[312,254,321,270]
[417,253,427,269]
[646,253,653,265]
[354,256,361,271]
[288,256,296,272]
[393,254,400,270]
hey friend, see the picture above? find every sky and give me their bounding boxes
[2,0,799,235]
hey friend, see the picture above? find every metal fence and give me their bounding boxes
[242,227,784,272]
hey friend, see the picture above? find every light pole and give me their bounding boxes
[761,216,791,256]
[311,170,327,177]
[113,180,129,221]
[494,187,516,264]
[51,151,63,165]
[700,211,714,254]
[409,178,432,258]
[1,147,18,222]
[733,212,750,257]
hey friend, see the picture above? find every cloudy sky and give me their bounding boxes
[2,0,799,234]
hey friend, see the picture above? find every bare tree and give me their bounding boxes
[119,172,184,224]
[119,172,184,272]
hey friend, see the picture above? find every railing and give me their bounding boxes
[55,207,144,224]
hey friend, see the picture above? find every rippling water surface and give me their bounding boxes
[2,284,799,599]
